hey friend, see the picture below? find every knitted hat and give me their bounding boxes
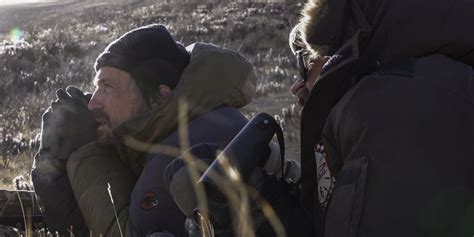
[94,24,190,98]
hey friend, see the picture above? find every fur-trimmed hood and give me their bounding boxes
[298,0,330,57]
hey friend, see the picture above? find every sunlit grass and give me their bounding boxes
[1,0,302,190]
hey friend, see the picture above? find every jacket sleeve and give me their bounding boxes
[31,150,89,236]
[66,142,137,237]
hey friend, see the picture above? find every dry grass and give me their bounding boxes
[0,1,304,193]
[0,152,35,190]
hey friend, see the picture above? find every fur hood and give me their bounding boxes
[298,0,330,57]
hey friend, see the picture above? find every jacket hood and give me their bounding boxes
[113,43,256,174]
[300,0,474,67]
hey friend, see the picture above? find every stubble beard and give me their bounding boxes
[96,123,114,145]
[93,108,115,146]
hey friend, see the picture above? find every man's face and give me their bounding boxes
[88,66,148,144]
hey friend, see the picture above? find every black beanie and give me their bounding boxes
[94,24,190,98]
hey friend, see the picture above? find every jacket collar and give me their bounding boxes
[299,28,369,224]
[110,43,257,175]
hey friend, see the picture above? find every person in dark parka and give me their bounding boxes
[291,0,474,236]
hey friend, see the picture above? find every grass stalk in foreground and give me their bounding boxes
[107,182,124,237]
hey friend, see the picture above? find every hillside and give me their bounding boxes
[0,0,304,190]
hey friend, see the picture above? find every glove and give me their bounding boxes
[32,86,96,236]
[39,86,98,160]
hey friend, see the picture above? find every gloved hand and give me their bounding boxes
[32,86,96,236]
[39,86,98,160]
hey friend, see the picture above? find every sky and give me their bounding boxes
[0,0,56,6]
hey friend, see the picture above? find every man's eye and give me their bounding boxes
[102,83,113,92]
[97,83,112,93]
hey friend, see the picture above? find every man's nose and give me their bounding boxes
[88,91,103,111]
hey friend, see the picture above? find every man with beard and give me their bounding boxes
[290,0,474,236]
[32,24,256,236]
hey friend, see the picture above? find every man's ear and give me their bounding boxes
[149,85,172,109]
[159,85,172,98]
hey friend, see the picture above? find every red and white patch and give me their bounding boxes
[314,143,335,212]
[140,192,159,210]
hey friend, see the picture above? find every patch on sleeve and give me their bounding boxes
[315,143,336,212]
[140,192,159,210]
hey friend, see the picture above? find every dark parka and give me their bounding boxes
[298,0,474,236]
